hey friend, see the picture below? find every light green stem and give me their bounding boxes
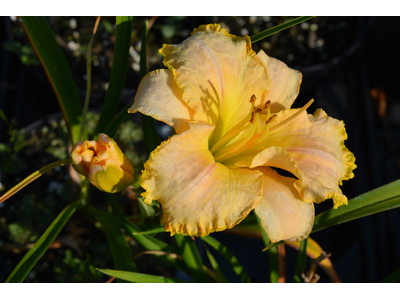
[0,158,72,203]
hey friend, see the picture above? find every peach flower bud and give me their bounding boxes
[71,133,134,193]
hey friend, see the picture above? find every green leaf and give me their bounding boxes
[137,197,155,218]
[174,234,210,282]
[19,17,84,144]
[5,200,83,283]
[106,195,189,273]
[201,235,251,283]
[256,214,279,283]
[90,207,136,280]
[312,179,400,233]
[131,227,165,235]
[294,238,308,283]
[140,20,161,153]
[204,246,228,283]
[95,16,133,136]
[250,16,315,43]
[97,268,187,283]
[103,99,133,138]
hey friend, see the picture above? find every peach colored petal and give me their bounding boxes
[257,50,302,113]
[255,167,314,243]
[160,24,271,147]
[141,122,263,237]
[128,69,195,134]
[247,108,356,208]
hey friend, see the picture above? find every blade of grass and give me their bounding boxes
[89,208,136,277]
[201,235,251,283]
[5,200,83,283]
[174,234,210,282]
[0,159,71,204]
[80,16,101,140]
[294,238,308,283]
[256,214,279,283]
[312,179,400,233]
[97,268,187,283]
[250,16,315,43]
[95,16,133,136]
[19,17,84,144]
[131,227,165,235]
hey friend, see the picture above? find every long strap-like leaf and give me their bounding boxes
[95,16,133,136]
[6,200,83,283]
[19,17,84,144]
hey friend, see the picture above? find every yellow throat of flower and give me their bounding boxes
[210,97,314,164]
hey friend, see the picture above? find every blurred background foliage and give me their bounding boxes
[0,16,400,282]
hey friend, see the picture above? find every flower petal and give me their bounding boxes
[160,24,271,146]
[128,69,195,134]
[241,108,356,208]
[141,122,263,237]
[254,166,314,242]
[257,50,302,113]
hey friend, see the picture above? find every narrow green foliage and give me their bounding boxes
[106,195,189,273]
[19,17,84,144]
[137,197,155,218]
[174,234,210,282]
[6,200,83,283]
[250,16,315,43]
[97,269,187,283]
[90,208,136,271]
[131,227,165,235]
[95,16,133,136]
[201,235,251,283]
[313,179,400,233]
[256,214,279,283]
[294,238,308,283]
[204,246,229,283]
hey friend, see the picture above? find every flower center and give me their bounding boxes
[210,97,314,164]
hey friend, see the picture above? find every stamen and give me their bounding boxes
[265,115,276,125]
[264,100,271,111]
[269,99,314,132]
[209,96,256,154]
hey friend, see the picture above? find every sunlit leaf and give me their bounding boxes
[204,246,228,283]
[19,17,84,144]
[5,200,83,283]
[313,179,400,233]
[97,268,187,283]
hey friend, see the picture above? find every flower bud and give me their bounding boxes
[71,133,134,193]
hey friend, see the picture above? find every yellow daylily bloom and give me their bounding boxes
[129,24,356,242]
[71,133,135,193]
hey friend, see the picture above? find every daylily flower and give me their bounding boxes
[71,133,135,193]
[129,24,356,242]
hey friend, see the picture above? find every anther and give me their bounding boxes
[249,94,257,104]
[265,115,276,125]
[264,100,271,111]
[249,110,256,123]
[255,108,263,113]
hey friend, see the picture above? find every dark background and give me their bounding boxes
[0,16,399,283]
